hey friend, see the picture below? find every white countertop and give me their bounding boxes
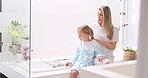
[0,62,29,78]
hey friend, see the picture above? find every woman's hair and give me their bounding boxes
[77,24,94,39]
[99,6,113,40]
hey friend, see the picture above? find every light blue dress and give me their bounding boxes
[71,40,103,73]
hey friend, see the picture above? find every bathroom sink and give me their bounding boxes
[80,60,136,78]
[104,63,136,77]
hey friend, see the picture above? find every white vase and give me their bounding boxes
[9,44,21,54]
[15,53,22,63]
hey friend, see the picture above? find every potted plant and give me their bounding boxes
[123,47,137,61]
[8,20,29,55]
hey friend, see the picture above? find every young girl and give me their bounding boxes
[66,24,104,78]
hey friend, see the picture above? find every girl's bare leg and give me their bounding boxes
[71,70,79,78]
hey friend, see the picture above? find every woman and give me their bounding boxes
[91,5,119,63]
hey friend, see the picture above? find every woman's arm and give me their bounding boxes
[95,38,117,50]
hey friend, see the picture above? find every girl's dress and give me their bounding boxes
[71,40,103,73]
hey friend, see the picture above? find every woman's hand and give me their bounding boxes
[95,38,117,50]
[98,56,104,62]
[65,62,72,67]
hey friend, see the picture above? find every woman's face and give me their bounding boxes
[97,9,103,25]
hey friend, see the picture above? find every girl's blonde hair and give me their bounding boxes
[77,24,94,39]
[99,6,113,40]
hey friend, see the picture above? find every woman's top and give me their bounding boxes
[91,23,119,63]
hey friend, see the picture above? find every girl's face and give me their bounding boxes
[77,30,89,41]
[97,9,103,25]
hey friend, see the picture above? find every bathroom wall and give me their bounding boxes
[125,0,140,49]
[108,0,139,50]
[108,0,120,28]
[137,0,148,77]
[31,0,102,57]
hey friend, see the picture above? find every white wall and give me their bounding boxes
[125,0,140,49]
[108,0,140,50]
[31,0,102,51]
[137,0,148,78]
[108,0,120,28]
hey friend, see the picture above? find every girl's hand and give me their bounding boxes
[65,62,72,67]
[98,56,104,62]
[104,59,109,64]
[105,61,109,64]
